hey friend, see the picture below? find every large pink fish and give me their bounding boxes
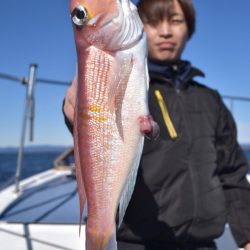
[70,0,155,249]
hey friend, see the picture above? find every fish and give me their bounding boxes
[70,0,153,249]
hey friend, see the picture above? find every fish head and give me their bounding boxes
[70,0,118,50]
[70,0,144,51]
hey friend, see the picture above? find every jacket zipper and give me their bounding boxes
[154,90,178,139]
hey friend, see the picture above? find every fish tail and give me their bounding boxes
[104,231,117,250]
[86,224,117,250]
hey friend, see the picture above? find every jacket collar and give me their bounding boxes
[148,59,205,88]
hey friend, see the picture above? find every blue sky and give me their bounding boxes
[0,0,250,147]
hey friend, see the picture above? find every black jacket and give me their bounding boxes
[64,60,250,248]
[116,60,250,247]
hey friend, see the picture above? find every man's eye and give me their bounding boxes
[71,5,89,26]
[171,19,184,24]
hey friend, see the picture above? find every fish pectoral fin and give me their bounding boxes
[107,53,133,110]
[108,53,134,139]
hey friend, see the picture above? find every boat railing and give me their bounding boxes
[53,147,74,172]
[223,95,250,116]
[0,65,71,193]
[15,64,37,193]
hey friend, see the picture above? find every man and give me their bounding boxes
[64,0,250,249]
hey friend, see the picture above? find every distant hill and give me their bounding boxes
[0,145,72,153]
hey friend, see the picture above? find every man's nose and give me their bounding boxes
[158,21,172,37]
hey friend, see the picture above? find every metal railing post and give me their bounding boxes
[15,64,37,193]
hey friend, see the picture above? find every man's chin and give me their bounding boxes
[153,52,179,63]
[150,56,179,64]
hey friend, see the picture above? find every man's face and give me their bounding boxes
[143,0,189,62]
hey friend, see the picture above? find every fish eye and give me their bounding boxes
[71,5,88,26]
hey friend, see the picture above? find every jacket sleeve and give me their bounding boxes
[62,99,74,135]
[215,92,250,247]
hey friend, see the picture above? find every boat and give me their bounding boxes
[0,65,249,250]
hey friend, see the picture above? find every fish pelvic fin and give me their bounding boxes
[73,97,87,237]
[108,52,134,140]
[118,136,144,227]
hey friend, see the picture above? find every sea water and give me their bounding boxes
[0,151,64,188]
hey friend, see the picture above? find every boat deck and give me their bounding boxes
[0,171,81,224]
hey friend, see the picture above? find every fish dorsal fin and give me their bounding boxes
[108,52,133,139]
[118,137,144,227]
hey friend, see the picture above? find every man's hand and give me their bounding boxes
[244,243,250,250]
[64,76,77,125]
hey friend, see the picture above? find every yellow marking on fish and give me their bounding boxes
[89,105,107,113]
[94,116,108,122]
[78,106,108,123]
[79,112,108,123]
